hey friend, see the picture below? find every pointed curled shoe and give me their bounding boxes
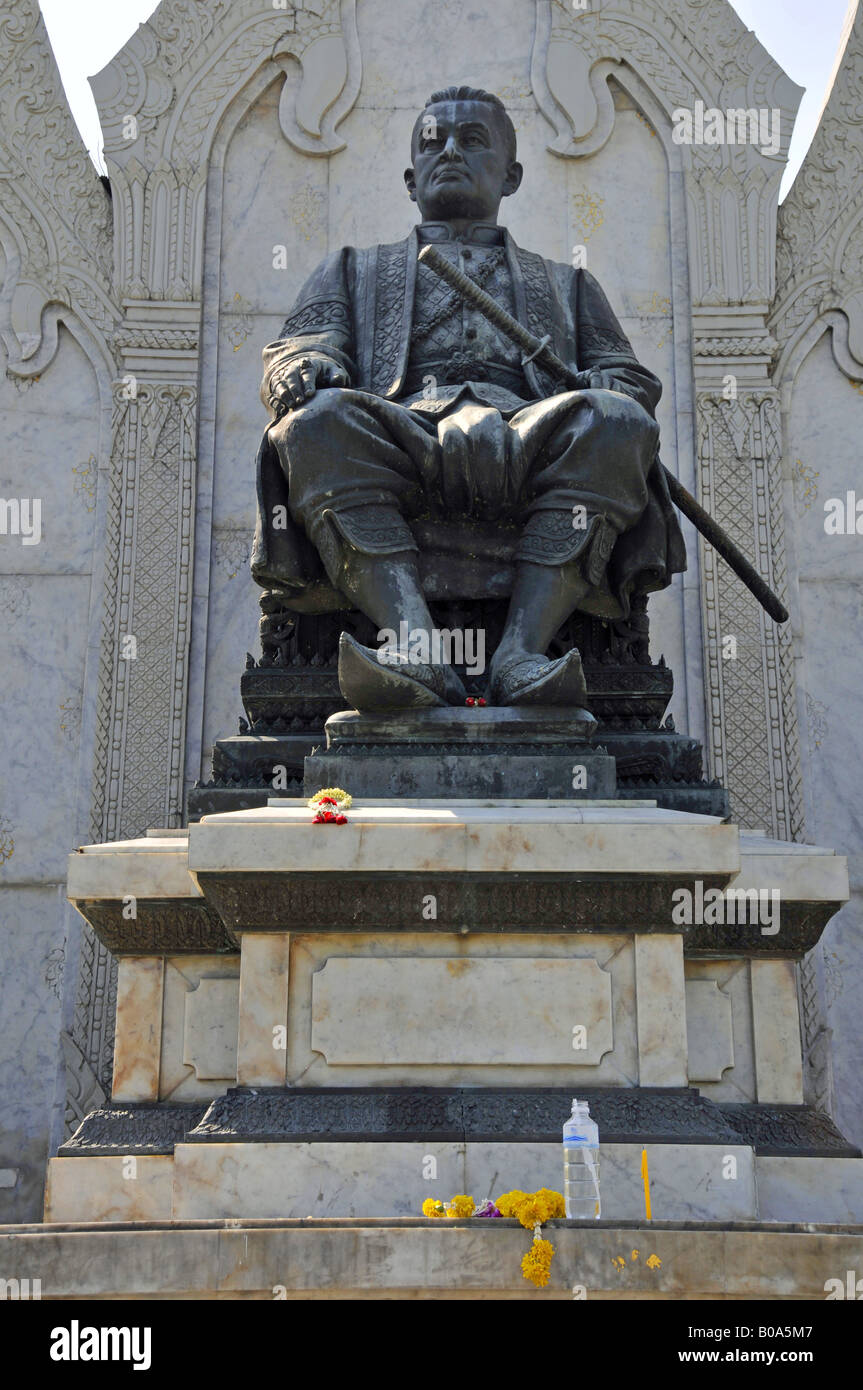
[488,648,589,708]
[338,633,466,713]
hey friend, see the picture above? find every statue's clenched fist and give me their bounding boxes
[270,352,349,416]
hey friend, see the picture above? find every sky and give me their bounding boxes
[39,0,855,199]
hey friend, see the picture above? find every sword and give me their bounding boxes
[417,243,789,625]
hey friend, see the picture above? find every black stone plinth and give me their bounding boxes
[304,705,617,800]
[324,707,597,744]
[187,733,307,820]
[304,750,617,799]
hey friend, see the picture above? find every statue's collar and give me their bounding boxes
[417,221,505,246]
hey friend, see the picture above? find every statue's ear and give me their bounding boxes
[502,161,524,198]
[404,167,417,202]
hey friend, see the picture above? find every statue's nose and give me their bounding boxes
[441,135,462,161]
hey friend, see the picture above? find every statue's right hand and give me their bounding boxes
[270,354,349,415]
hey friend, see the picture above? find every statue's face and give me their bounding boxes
[405,99,522,222]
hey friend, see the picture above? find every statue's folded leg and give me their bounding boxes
[513,387,660,575]
[267,389,467,711]
[489,389,659,708]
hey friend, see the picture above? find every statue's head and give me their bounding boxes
[405,86,523,223]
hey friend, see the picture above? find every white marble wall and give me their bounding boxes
[0,327,105,1219]
[786,334,863,1146]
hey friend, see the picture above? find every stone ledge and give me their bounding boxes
[45,1140,759,1223]
[67,804,849,956]
[2,1221,862,1299]
[188,803,737,878]
[57,1090,858,1156]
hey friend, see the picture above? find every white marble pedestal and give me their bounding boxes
[50,799,861,1240]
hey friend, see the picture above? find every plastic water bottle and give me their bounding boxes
[563,1098,601,1219]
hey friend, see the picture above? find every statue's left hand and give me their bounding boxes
[271,352,350,416]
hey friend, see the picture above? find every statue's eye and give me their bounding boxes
[422,138,444,152]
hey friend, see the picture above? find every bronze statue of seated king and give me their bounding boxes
[251,85,686,714]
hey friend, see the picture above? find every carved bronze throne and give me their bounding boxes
[189,518,727,818]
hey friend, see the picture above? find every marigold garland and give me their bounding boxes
[421,1187,563,1287]
[495,1189,563,1226]
[495,1190,527,1218]
[521,1236,555,1289]
[446,1194,475,1219]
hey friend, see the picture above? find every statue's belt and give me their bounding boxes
[402,360,528,394]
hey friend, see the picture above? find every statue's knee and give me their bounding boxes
[621,396,658,442]
[590,389,656,441]
[269,389,337,447]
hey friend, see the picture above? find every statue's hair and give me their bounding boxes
[414,86,517,161]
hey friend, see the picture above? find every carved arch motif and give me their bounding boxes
[531,0,799,303]
[92,0,361,302]
[772,2,863,386]
[0,1,117,385]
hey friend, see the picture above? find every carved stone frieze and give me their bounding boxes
[196,869,838,954]
[694,334,777,360]
[718,1102,859,1157]
[72,898,237,956]
[799,948,835,1116]
[176,1086,855,1154]
[56,1086,859,1156]
[198,870,727,934]
[60,1033,108,1138]
[74,381,199,1094]
[59,1103,208,1156]
[697,391,802,838]
[87,383,197,843]
[188,1085,742,1145]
